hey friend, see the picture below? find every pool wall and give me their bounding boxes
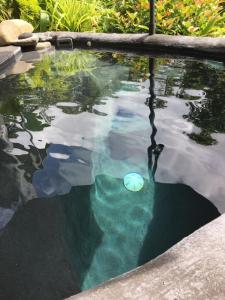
[67,213,225,300]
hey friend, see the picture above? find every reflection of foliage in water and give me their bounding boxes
[0,51,97,114]
[183,62,225,145]
[0,51,99,133]
[21,51,98,104]
[163,60,225,145]
[1,52,225,146]
[0,51,152,133]
[154,98,167,109]
[110,53,151,81]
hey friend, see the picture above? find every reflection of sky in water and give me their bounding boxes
[26,76,225,213]
[32,89,151,197]
[30,92,155,289]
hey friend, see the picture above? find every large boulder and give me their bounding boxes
[0,19,34,46]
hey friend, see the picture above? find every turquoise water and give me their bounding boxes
[0,50,223,299]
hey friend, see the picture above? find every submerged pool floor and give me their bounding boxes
[0,50,223,299]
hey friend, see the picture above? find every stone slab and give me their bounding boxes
[0,46,21,73]
[68,214,225,300]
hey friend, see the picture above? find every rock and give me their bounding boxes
[12,35,38,48]
[0,19,33,46]
[18,32,33,40]
[34,32,53,42]
[35,41,52,51]
[7,61,33,75]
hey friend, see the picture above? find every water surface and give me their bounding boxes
[0,50,223,299]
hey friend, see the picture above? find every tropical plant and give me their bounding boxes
[0,0,105,32]
[42,0,104,32]
[1,0,225,37]
[15,0,41,28]
[100,0,149,33]
[102,0,225,36]
[0,0,17,22]
[156,0,225,37]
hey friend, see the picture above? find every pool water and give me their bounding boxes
[0,50,224,299]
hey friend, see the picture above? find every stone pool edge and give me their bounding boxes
[36,32,225,60]
[67,213,225,300]
[2,33,225,66]
[0,46,21,73]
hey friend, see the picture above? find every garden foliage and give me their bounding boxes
[0,0,225,36]
[156,0,225,37]
[0,0,16,22]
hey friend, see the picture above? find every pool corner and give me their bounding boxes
[67,214,225,300]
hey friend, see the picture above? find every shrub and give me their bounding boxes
[156,0,225,37]
[0,0,104,32]
[15,0,41,28]
[42,0,104,32]
[100,0,149,33]
[0,0,17,22]
[101,0,225,36]
[1,0,225,37]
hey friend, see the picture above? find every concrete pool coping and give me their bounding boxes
[68,214,225,300]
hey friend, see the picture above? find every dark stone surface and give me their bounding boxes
[12,35,38,47]
[0,46,21,73]
[18,32,33,39]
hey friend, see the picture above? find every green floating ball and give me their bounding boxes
[124,173,144,192]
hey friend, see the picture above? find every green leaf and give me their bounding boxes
[201,17,218,36]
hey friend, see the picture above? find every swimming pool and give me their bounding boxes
[0,50,223,299]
